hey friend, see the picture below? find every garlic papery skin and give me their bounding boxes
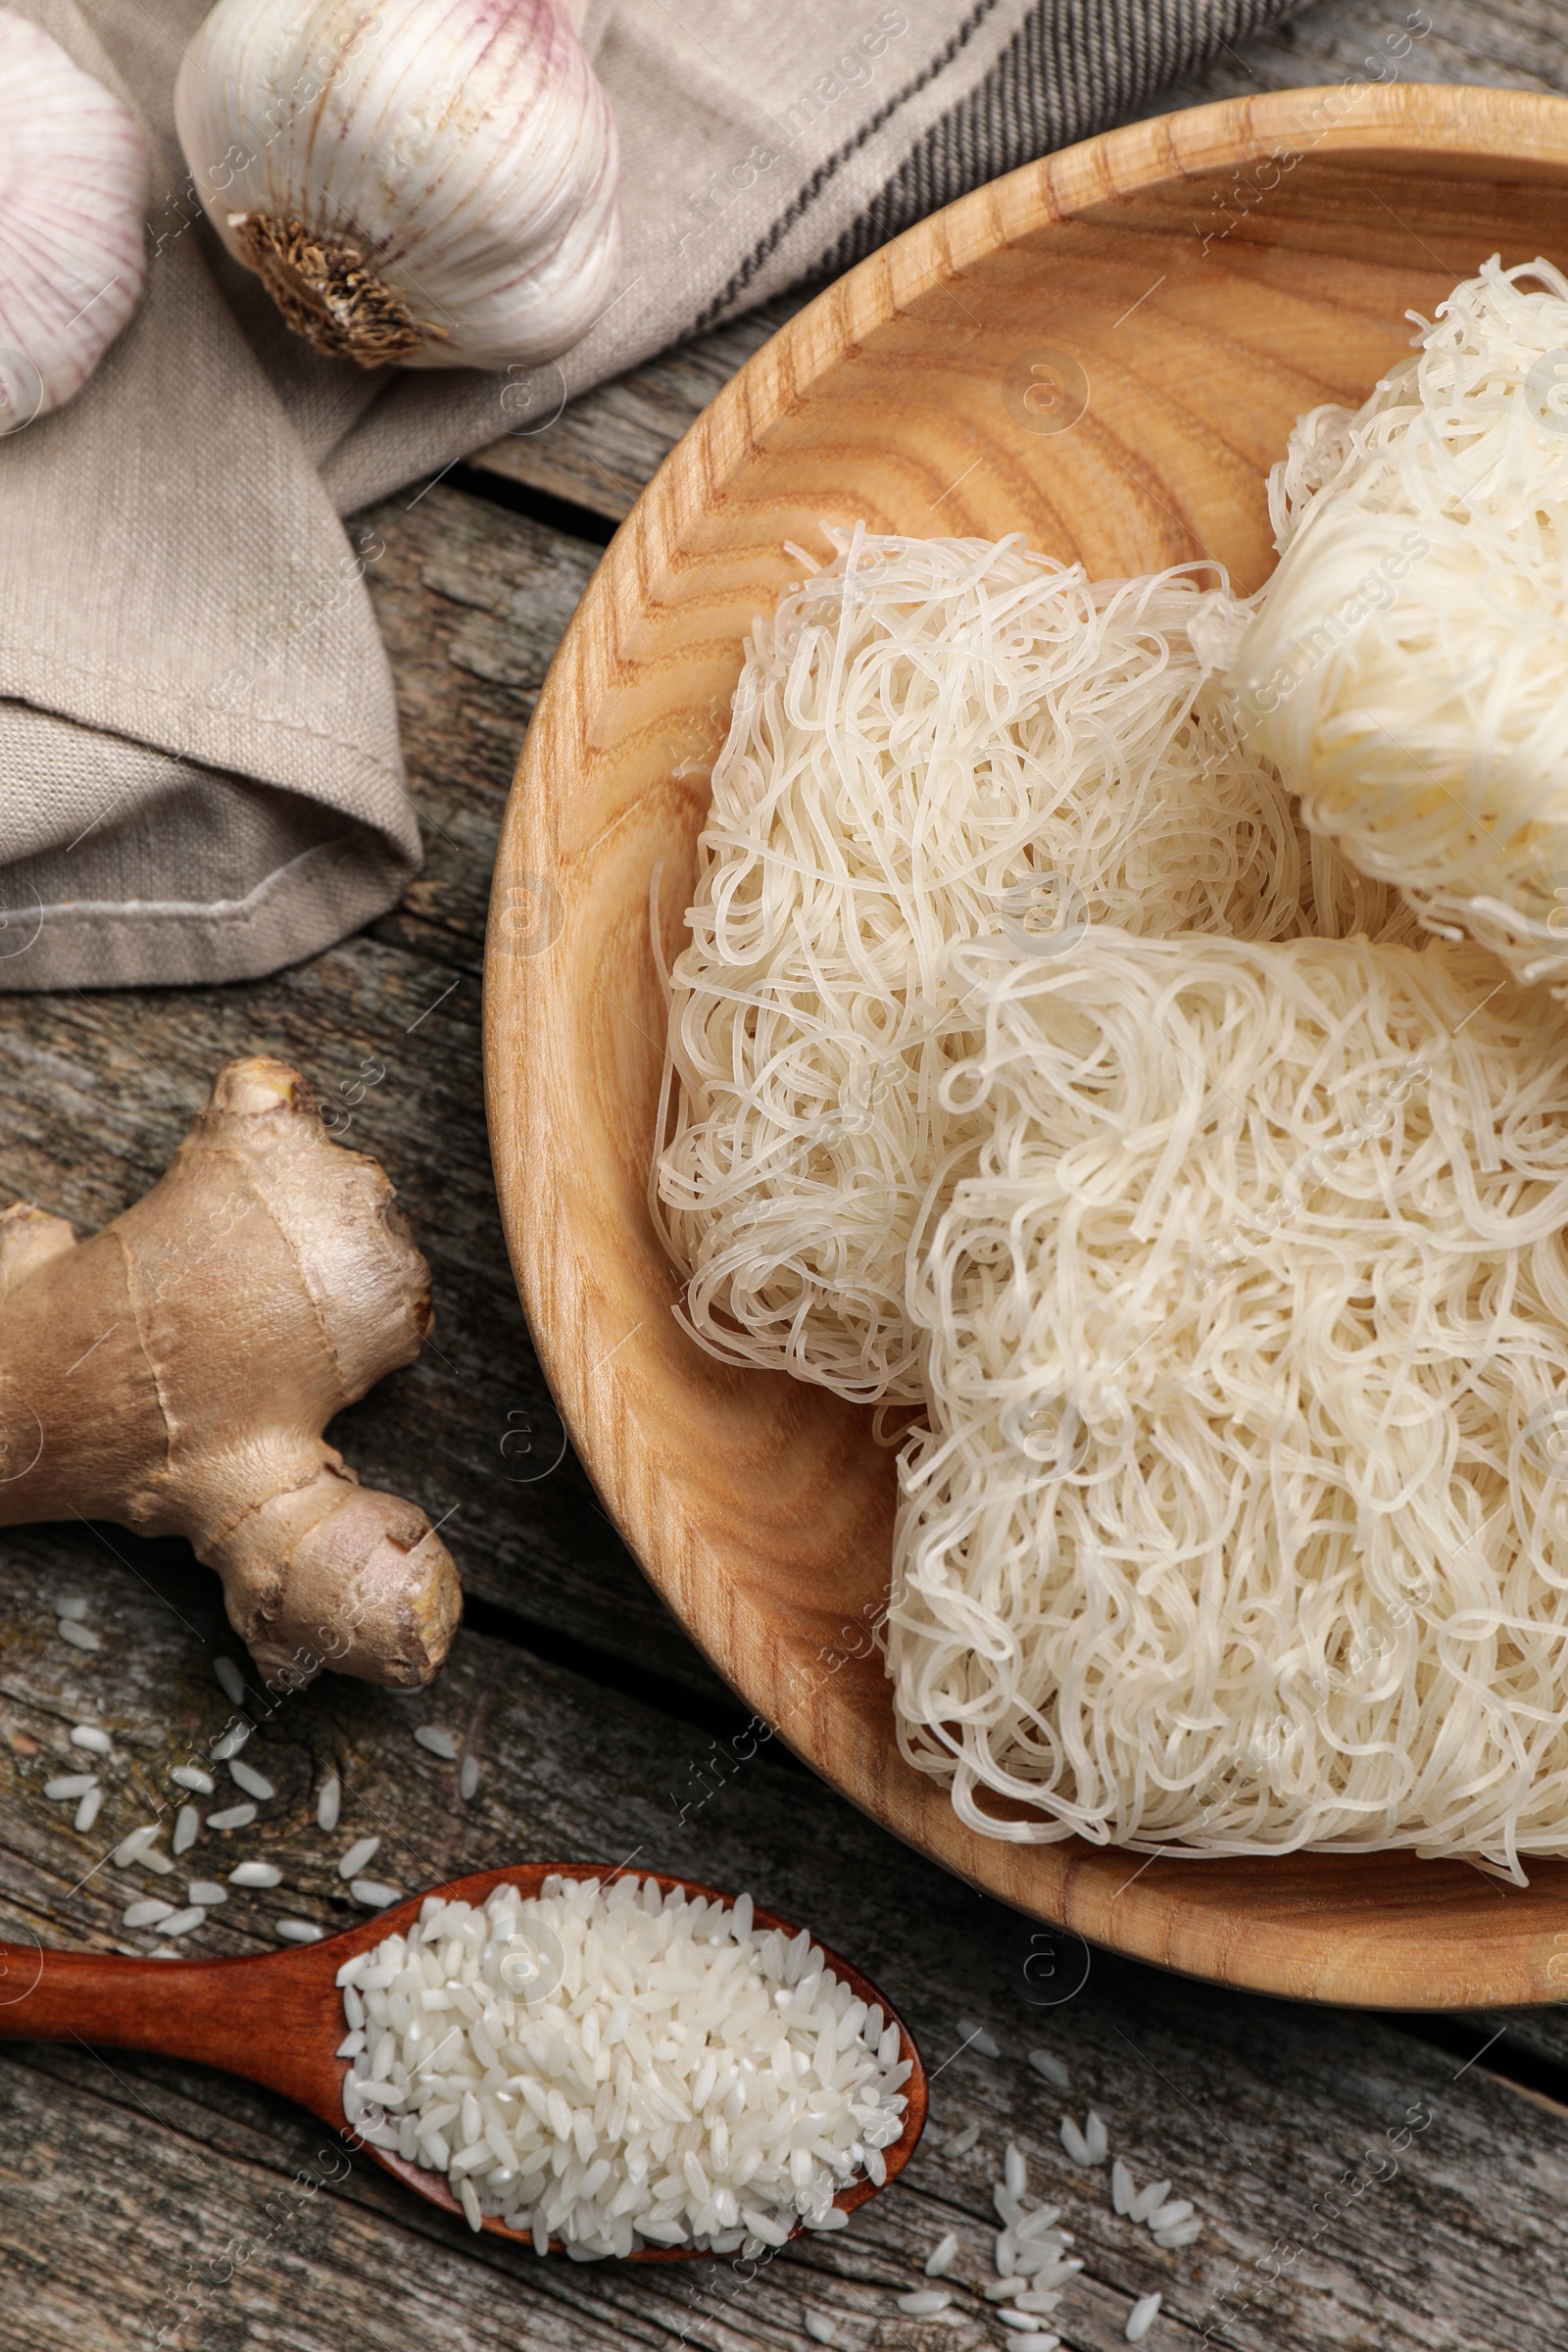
[0,11,150,433]
[173,0,622,372]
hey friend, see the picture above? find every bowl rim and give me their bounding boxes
[485,80,1568,2014]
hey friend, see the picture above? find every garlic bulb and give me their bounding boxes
[173,0,621,371]
[0,11,149,433]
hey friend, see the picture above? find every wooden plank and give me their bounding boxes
[467,298,808,522]
[0,485,727,1704]
[2,1527,1566,2352]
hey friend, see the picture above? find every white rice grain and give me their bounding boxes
[159,1906,206,1937]
[58,1621,100,1652]
[1027,2047,1070,2090]
[229,1861,282,1888]
[211,1722,251,1761]
[460,1755,479,1801]
[171,1765,214,1794]
[214,1657,246,1704]
[172,1804,200,1855]
[1148,2199,1193,2230]
[1154,2219,1202,2250]
[227,1758,273,1800]
[55,1597,88,1621]
[186,1882,226,1906]
[1126,2290,1162,2342]
[1112,2157,1136,2214]
[944,2122,982,2156]
[956,2015,1001,2058]
[316,1772,341,1833]
[803,2319,837,2347]
[998,2312,1045,2333]
[112,1826,160,1867]
[351,1879,401,1907]
[1085,2111,1109,2164]
[925,2230,959,2276]
[337,1836,381,1880]
[898,2290,952,2315]
[277,1919,324,1944]
[340,1875,909,2257]
[1128,2179,1172,2226]
[1059,2116,1094,2166]
[122,1899,173,1929]
[70,1726,111,1754]
[74,1787,102,1832]
[206,1803,257,1831]
[44,1773,97,1799]
[414,1726,458,1760]
[1004,2143,1027,2198]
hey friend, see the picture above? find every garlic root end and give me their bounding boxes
[228,212,437,368]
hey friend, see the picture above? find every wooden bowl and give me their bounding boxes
[485,82,1568,2012]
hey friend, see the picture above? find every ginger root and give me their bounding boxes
[0,1057,461,1688]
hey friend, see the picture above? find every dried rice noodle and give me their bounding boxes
[1230,255,1568,992]
[654,528,1411,1404]
[891,930,1568,1873]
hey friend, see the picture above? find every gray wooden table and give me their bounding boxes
[4,6,1568,2346]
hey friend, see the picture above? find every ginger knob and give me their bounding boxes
[0,1057,461,1688]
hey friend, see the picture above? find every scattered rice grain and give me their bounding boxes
[57,1621,100,1652]
[206,1803,257,1831]
[351,1879,401,1907]
[186,1881,226,1906]
[276,1919,324,1944]
[122,1899,173,1929]
[1112,2157,1136,2215]
[1027,2048,1070,2090]
[944,2121,982,2156]
[459,1754,479,1800]
[898,2290,952,2315]
[159,1906,206,1937]
[229,1861,282,1888]
[171,1765,214,1794]
[70,1726,111,1754]
[172,1804,200,1855]
[227,1758,273,1800]
[337,1836,380,1880]
[414,1726,458,1760]
[316,1772,341,1833]
[44,1773,97,1799]
[1126,2290,1162,2343]
[925,2230,959,2277]
[956,2016,1001,2058]
[54,1597,88,1621]
[74,1786,102,1832]
[214,1657,246,1704]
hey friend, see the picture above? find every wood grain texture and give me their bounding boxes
[487,81,1568,2012]
[0,483,731,1703]
[2,1534,1563,2351]
[468,299,809,521]
[0,1859,927,2257]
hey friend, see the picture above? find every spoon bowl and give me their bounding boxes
[0,1862,927,2257]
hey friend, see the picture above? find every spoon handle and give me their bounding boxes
[0,1941,343,2116]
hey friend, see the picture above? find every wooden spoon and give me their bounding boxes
[0,1861,927,2258]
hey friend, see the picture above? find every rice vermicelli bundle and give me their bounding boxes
[655,529,1409,1405]
[1229,256,1568,991]
[891,930,1568,1871]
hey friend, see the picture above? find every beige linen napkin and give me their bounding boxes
[0,0,1299,990]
